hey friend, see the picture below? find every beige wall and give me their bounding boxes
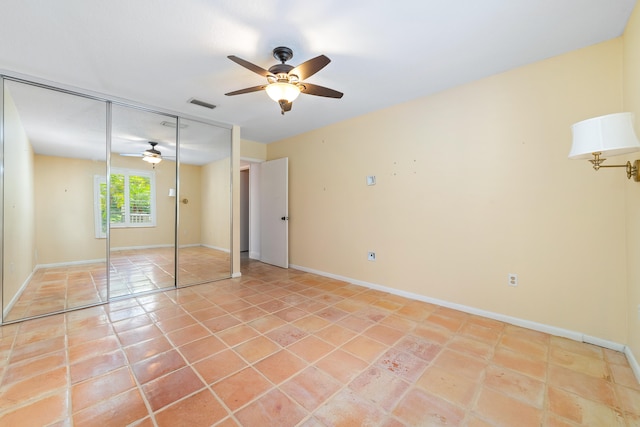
[3,89,36,310]
[34,155,106,263]
[268,39,627,343]
[624,4,640,363]
[241,138,267,161]
[202,157,231,251]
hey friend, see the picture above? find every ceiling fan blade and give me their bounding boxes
[119,153,143,157]
[289,55,330,80]
[300,83,343,99]
[227,55,272,77]
[225,85,267,96]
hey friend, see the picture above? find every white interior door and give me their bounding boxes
[260,157,289,268]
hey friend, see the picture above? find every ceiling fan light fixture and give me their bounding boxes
[142,152,162,164]
[265,82,300,103]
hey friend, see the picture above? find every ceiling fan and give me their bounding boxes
[120,141,173,165]
[225,46,343,115]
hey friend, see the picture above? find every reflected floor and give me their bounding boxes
[5,246,230,321]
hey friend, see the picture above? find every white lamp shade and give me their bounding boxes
[265,82,301,102]
[569,112,640,159]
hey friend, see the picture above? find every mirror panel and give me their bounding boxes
[3,79,108,321]
[178,119,232,286]
[109,104,177,297]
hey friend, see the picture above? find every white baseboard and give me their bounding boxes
[35,258,107,270]
[3,270,35,319]
[202,244,231,254]
[249,251,260,260]
[231,272,242,278]
[111,244,174,251]
[290,263,628,355]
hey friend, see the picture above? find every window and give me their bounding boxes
[94,168,156,238]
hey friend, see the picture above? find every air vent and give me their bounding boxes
[188,98,217,109]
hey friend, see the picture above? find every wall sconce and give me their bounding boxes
[569,112,640,181]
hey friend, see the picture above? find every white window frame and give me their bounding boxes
[94,168,157,238]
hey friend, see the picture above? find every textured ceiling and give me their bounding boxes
[0,0,636,144]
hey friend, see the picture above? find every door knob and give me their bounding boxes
[281,216,289,220]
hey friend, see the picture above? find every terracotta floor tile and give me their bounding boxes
[216,324,260,347]
[233,336,280,363]
[292,315,331,333]
[287,336,335,363]
[0,392,67,427]
[349,366,410,411]
[376,348,429,382]
[447,335,494,360]
[123,335,173,364]
[342,335,388,363]
[498,333,548,360]
[236,388,307,426]
[281,366,341,411]
[164,323,210,347]
[362,324,405,346]
[0,366,67,407]
[2,350,66,386]
[142,366,205,411]
[155,389,228,427]
[70,350,127,384]
[211,367,272,411]
[550,346,609,380]
[550,336,603,359]
[314,388,387,426]
[432,349,487,382]
[73,387,148,426]
[416,365,478,408]
[71,366,136,411]
[315,348,369,384]
[314,324,357,346]
[548,364,616,407]
[547,386,625,426]
[202,314,241,332]
[248,314,287,334]
[393,387,466,426]
[1,258,636,425]
[254,350,308,385]
[193,349,248,384]
[483,364,545,408]
[132,349,186,384]
[117,324,163,347]
[179,335,227,364]
[266,324,308,347]
[474,388,542,427]
[492,347,546,380]
[615,383,640,416]
[611,363,640,390]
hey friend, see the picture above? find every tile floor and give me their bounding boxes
[0,257,639,426]
[5,246,230,322]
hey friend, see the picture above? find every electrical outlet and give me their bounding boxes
[366,176,376,186]
[508,273,518,287]
[368,252,376,261]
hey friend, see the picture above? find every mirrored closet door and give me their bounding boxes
[1,76,233,324]
[2,79,108,322]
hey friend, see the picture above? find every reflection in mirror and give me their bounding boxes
[178,119,232,286]
[3,79,108,322]
[109,105,177,297]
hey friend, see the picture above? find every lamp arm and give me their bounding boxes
[594,160,639,180]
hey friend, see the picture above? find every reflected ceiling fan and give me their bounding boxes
[120,141,174,165]
[225,46,343,115]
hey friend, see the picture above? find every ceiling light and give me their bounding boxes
[142,153,162,164]
[265,82,301,103]
[569,112,640,181]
